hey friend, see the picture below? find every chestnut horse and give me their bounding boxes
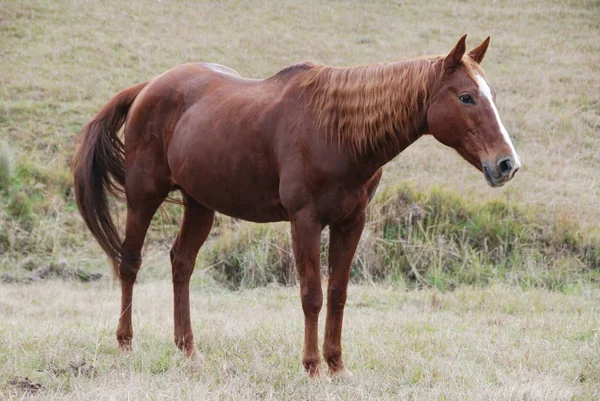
[73,35,520,379]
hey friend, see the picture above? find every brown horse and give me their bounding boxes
[72,34,520,379]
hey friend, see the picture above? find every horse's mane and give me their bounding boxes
[300,56,456,156]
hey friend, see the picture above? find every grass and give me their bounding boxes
[1,281,599,400]
[1,0,599,398]
[203,183,600,291]
[4,180,598,290]
[0,142,11,192]
[1,0,599,278]
[1,0,599,227]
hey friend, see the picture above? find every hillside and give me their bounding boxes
[1,0,599,280]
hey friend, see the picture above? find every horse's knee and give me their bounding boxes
[328,284,347,312]
[301,289,323,316]
[172,267,194,283]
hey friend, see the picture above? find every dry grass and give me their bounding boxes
[1,280,599,400]
[1,0,599,228]
[1,2,600,398]
[1,0,599,274]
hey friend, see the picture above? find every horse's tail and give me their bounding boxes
[72,81,149,275]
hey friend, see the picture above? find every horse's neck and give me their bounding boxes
[357,120,425,181]
[345,60,438,171]
[304,58,438,161]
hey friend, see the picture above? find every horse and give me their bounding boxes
[72,34,520,379]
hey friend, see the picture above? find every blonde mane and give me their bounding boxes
[301,57,442,156]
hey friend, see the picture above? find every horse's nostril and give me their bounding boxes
[498,158,512,177]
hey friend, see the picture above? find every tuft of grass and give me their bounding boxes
[14,162,72,195]
[367,184,600,290]
[201,183,600,291]
[0,141,12,191]
[7,191,33,221]
[206,223,295,289]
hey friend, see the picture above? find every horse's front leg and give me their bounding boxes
[290,210,327,379]
[323,213,366,379]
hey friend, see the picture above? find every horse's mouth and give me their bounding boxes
[483,165,506,188]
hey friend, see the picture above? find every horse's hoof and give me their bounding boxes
[330,367,353,381]
[118,339,132,353]
[184,346,197,359]
[307,365,331,382]
[175,338,196,358]
[181,352,204,373]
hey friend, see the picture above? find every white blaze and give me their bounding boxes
[475,74,521,168]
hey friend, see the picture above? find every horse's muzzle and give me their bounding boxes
[483,156,520,187]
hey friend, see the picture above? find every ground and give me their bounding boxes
[1,281,599,400]
[1,0,599,399]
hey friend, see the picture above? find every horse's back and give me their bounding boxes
[200,62,242,77]
[126,62,297,222]
[125,61,272,156]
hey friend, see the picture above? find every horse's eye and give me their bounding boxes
[459,94,475,105]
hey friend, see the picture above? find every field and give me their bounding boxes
[2,282,600,400]
[1,0,600,399]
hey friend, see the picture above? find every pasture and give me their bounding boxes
[2,283,600,400]
[1,0,599,399]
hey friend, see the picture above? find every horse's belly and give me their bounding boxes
[168,136,288,222]
[186,179,289,223]
[167,83,293,222]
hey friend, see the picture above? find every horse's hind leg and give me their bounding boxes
[170,194,214,356]
[116,170,170,351]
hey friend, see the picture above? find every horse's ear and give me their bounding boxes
[443,34,467,71]
[468,36,490,64]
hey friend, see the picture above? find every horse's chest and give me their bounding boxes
[316,187,368,223]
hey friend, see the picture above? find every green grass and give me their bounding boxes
[201,183,600,291]
[1,281,599,400]
[0,142,12,192]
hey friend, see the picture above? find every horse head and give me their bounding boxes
[428,35,521,187]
